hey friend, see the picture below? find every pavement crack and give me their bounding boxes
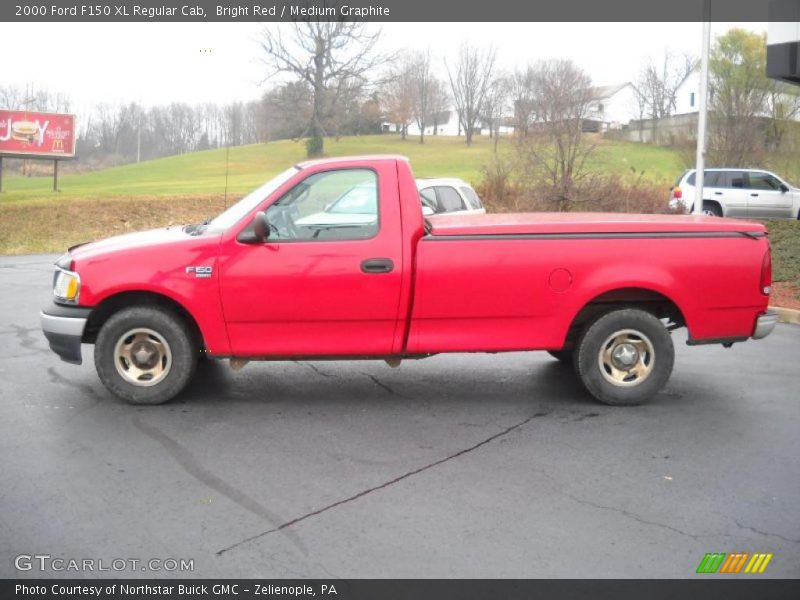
[216,411,549,556]
[732,518,800,545]
[131,416,307,556]
[365,373,396,395]
[563,493,700,540]
[297,362,337,378]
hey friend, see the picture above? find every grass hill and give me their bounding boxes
[0,134,685,207]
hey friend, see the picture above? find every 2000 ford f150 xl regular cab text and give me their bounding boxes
[41,156,777,406]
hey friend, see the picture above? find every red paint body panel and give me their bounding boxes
[67,156,770,359]
[407,235,767,353]
[218,159,405,356]
[70,228,231,354]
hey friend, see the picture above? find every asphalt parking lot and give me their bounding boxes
[1,253,798,579]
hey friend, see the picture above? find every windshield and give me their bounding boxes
[204,167,299,232]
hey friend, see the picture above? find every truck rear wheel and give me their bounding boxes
[94,306,197,405]
[574,308,674,406]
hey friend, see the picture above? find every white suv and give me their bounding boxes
[669,168,800,219]
[417,178,486,216]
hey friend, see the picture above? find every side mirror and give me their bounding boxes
[253,211,270,242]
[422,206,435,217]
[780,183,789,193]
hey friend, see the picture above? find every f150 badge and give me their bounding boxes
[186,266,213,278]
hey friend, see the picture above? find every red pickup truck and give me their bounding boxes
[41,156,776,406]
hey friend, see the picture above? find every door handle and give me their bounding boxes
[750,193,759,197]
[361,258,394,274]
[714,191,723,195]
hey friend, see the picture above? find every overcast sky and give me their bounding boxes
[0,21,766,116]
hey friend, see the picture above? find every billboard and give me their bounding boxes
[0,110,76,158]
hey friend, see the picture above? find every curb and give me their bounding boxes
[769,306,800,325]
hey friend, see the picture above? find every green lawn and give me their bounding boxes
[767,220,800,283]
[0,134,684,207]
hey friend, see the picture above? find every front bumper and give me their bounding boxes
[752,310,778,340]
[40,303,92,364]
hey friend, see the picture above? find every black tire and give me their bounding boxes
[94,306,198,405]
[701,201,722,217]
[547,350,573,364]
[574,308,674,406]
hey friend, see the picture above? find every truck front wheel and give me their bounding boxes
[94,306,198,405]
[574,308,674,406]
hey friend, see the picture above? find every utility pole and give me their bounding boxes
[693,0,712,216]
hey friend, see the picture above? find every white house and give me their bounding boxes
[587,83,639,129]
[673,65,800,119]
[407,109,487,137]
[673,69,701,115]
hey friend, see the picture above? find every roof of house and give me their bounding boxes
[592,82,633,100]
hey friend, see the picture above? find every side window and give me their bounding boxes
[435,186,467,212]
[688,171,721,187]
[265,169,378,241]
[747,173,782,191]
[730,171,746,189]
[460,186,484,209]
[419,187,438,211]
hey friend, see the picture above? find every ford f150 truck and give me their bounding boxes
[41,156,777,406]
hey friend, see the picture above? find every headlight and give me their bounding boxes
[54,268,81,303]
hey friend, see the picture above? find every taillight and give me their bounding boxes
[760,248,772,295]
[673,186,682,199]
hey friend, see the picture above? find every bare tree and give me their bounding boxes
[634,50,696,140]
[426,78,450,136]
[517,59,595,211]
[446,43,497,146]
[482,71,511,152]
[259,18,385,157]
[0,85,25,110]
[510,65,535,136]
[764,84,800,150]
[382,55,415,140]
[409,50,435,144]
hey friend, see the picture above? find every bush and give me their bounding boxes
[305,134,324,157]
[477,163,676,215]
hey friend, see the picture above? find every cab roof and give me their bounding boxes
[296,155,409,169]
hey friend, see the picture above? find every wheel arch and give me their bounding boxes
[562,286,687,349]
[82,290,205,351]
[691,199,723,216]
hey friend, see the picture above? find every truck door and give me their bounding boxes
[745,172,794,218]
[218,163,404,356]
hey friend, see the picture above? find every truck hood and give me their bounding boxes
[68,226,219,262]
[427,212,766,236]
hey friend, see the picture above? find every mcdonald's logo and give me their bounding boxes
[696,552,773,574]
[52,139,64,151]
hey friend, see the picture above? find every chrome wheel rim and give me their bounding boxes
[597,329,655,387]
[702,209,717,216]
[113,328,172,387]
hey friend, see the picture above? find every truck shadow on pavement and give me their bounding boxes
[174,356,614,411]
